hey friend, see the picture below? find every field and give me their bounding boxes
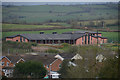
[3,4,118,24]
[2,3,119,43]
[2,29,119,43]
[2,24,59,30]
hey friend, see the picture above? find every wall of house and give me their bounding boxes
[6,36,29,42]
[103,39,107,43]
[89,35,91,44]
[95,33,101,36]
[6,38,13,41]
[98,34,102,36]
[1,57,14,68]
[46,59,62,72]
[98,37,102,44]
[76,37,82,45]
[92,37,97,44]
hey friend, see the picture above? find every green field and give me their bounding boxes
[2,29,83,38]
[3,4,118,24]
[2,24,64,30]
[2,29,119,43]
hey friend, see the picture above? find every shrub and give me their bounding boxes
[30,42,37,46]
[61,43,70,47]
[46,49,60,53]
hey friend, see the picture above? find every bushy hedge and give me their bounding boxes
[3,41,37,49]
[46,49,60,53]
[61,43,70,47]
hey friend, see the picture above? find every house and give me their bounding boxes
[21,54,63,79]
[0,55,25,77]
[96,54,106,62]
[54,53,83,67]
[55,53,83,60]
[5,31,107,45]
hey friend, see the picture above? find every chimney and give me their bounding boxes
[52,32,57,34]
[40,32,44,34]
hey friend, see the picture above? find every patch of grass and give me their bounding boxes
[101,32,119,43]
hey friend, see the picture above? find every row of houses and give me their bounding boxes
[0,52,111,78]
[5,31,107,45]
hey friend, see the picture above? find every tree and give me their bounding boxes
[59,45,117,78]
[13,61,47,78]
[89,21,95,27]
[98,57,119,78]
[59,60,69,78]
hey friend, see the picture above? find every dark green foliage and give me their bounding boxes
[59,45,117,78]
[59,60,69,78]
[61,43,70,47]
[31,42,37,46]
[2,41,37,54]
[46,49,60,53]
[98,57,119,78]
[65,46,78,54]
[13,61,47,78]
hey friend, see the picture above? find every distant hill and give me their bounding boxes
[2,3,118,24]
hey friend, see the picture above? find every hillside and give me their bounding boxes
[3,4,118,24]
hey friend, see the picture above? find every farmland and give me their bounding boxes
[2,23,70,31]
[3,4,118,24]
[2,3,119,43]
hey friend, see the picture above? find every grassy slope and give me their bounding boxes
[3,4,118,23]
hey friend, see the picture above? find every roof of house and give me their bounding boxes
[6,55,23,64]
[2,67,14,69]
[21,54,57,65]
[92,36,107,39]
[62,31,101,34]
[58,53,76,59]
[6,33,85,40]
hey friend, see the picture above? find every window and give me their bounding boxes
[88,35,90,44]
[82,36,84,44]
[16,40,18,42]
[2,62,4,66]
[23,37,25,42]
[46,65,49,68]
[85,35,87,44]
[20,36,22,42]
[59,64,61,68]
[7,62,9,66]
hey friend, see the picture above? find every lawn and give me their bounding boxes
[101,32,119,43]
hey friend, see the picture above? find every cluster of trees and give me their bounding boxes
[59,45,119,78]
[2,41,37,54]
[59,57,119,78]
[13,61,47,78]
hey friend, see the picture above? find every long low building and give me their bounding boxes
[5,31,107,45]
